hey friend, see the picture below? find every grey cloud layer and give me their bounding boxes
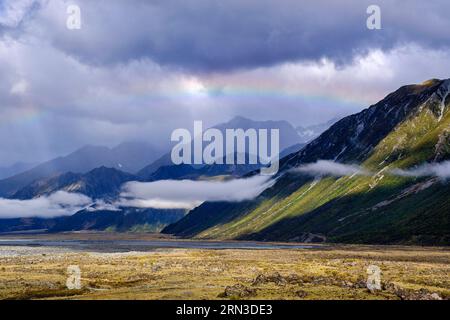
[293,160,450,179]
[24,0,450,71]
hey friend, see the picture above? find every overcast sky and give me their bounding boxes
[0,0,450,166]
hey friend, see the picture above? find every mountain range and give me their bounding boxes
[163,79,450,245]
[0,116,307,234]
[1,77,448,245]
[0,117,305,198]
[137,116,303,179]
[0,142,164,198]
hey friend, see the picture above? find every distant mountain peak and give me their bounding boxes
[12,166,137,200]
[229,115,251,123]
[137,116,303,179]
[226,115,293,127]
[89,166,118,173]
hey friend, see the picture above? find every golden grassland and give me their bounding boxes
[0,237,449,300]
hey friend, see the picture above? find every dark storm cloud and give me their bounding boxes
[31,0,450,71]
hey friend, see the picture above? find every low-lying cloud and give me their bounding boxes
[293,160,450,180]
[2,161,448,218]
[391,161,450,179]
[119,175,276,209]
[292,160,369,177]
[0,191,92,218]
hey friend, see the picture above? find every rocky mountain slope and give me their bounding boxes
[11,167,137,200]
[163,79,450,245]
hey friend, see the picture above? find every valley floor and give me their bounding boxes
[0,234,449,300]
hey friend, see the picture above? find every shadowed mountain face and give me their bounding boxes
[0,217,66,233]
[0,142,163,198]
[11,167,137,200]
[143,156,264,182]
[163,79,450,245]
[49,207,186,233]
[0,207,186,234]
